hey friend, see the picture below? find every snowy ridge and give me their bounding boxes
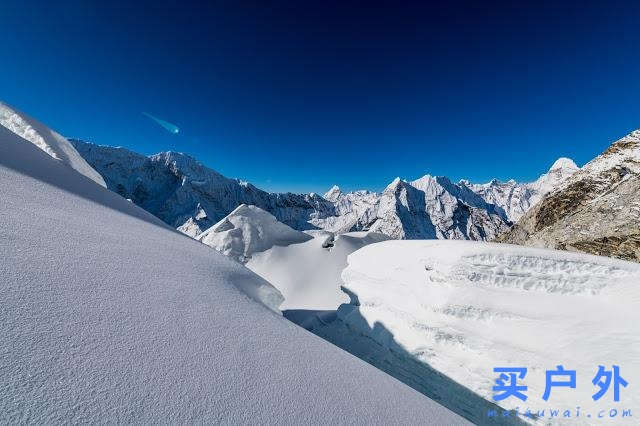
[0,101,106,187]
[1,114,466,424]
[312,187,380,233]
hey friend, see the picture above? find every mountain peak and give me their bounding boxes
[323,185,342,201]
[384,177,405,192]
[549,157,578,172]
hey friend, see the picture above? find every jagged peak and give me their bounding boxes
[323,184,342,201]
[385,177,405,191]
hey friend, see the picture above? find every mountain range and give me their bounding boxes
[69,139,577,242]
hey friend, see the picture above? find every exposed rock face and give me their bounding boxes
[497,129,640,262]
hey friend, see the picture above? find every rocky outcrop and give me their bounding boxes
[497,129,640,262]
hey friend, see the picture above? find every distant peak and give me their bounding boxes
[549,157,578,172]
[323,185,342,201]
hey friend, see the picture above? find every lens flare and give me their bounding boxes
[142,112,180,134]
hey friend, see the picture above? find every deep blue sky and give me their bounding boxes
[2,1,640,193]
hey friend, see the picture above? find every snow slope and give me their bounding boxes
[0,123,466,423]
[0,101,106,187]
[337,240,640,423]
[196,204,312,263]
[248,231,389,311]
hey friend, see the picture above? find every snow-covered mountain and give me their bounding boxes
[498,129,640,262]
[69,140,336,232]
[367,175,511,240]
[311,186,380,233]
[1,103,466,424]
[72,140,538,242]
[462,157,579,222]
[318,158,579,238]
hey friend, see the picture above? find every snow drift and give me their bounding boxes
[0,121,465,423]
[196,204,312,263]
[334,240,640,422]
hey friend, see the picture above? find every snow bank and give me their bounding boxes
[0,124,465,424]
[196,204,313,263]
[339,240,640,421]
[0,101,106,187]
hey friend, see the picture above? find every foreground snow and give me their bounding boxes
[335,240,640,422]
[0,121,466,423]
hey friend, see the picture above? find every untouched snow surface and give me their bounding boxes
[0,123,466,423]
[196,204,312,263]
[248,231,390,311]
[336,240,640,423]
[0,101,106,187]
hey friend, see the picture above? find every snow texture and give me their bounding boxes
[336,240,640,423]
[0,101,106,187]
[0,118,466,424]
[196,204,312,263]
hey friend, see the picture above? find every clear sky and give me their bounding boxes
[2,1,640,193]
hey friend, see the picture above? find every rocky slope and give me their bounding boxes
[497,129,640,262]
